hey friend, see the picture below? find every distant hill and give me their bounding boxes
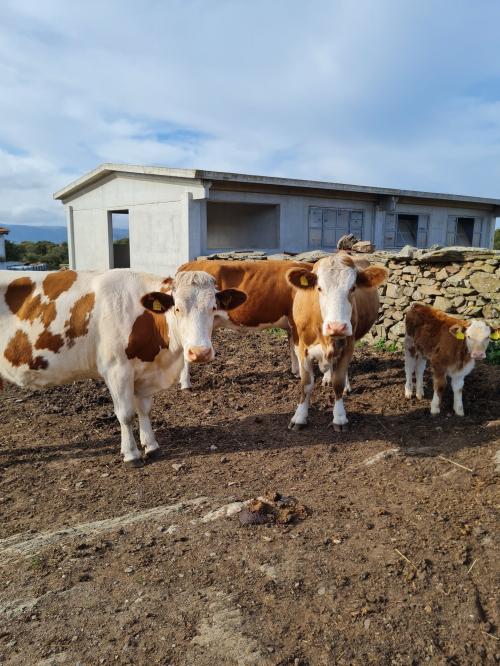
[4,225,129,243]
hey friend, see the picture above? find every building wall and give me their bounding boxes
[64,174,206,275]
[0,235,6,269]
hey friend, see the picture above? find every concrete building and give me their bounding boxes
[54,164,500,275]
[0,227,8,269]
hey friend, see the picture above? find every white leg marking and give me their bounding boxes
[104,365,141,462]
[404,337,416,399]
[343,370,351,394]
[451,373,465,417]
[179,360,192,390]
[430,392,441,415]
[291,355,314,426]
[289,335,299,377]
[415,356,427,400]
[322,368,332,387]
[333,397,348,426]
[134,395,160,453]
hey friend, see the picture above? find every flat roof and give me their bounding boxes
[53,162,500,208]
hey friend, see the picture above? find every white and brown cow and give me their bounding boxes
[0,269,245,465]
[404,303,497,416]
[177,259,313,389]
[286,252,388,431]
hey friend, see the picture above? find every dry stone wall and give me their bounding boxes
[198,246,500,347]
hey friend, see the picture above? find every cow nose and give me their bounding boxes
[187,346,213,363]
[471,351,485,360]
[325,322,348,337]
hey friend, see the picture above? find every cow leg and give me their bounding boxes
[179,359,192,390]
[404,337,417,398]
[321,367,332,387]
[415,356,427,400]
[289,347,314,430]
[343,370,351,394]
[104,365,141,465]
[134,394,160,457]
[450,370,466,417]
[430,368,446,416]
[288,331,300,377]
[332,353,352,432]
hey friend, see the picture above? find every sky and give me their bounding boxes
[1,0,500,229]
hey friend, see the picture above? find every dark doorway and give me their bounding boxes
[110,211,130,268]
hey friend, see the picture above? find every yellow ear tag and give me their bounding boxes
[152,299,163,312]
[490,330,500,341]
[300,276,309,287]
[455,330,465,340]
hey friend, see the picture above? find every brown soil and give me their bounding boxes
[0,330,499,666]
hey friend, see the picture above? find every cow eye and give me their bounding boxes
[175,307,180,313]
[317,286,322,292]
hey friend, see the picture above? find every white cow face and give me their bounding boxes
[144,271,246,363]
[287,254,388,337]
[449,320,493,360]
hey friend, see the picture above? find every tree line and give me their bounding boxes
[5,240,69,270]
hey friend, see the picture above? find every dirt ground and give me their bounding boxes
[0,330,499,666]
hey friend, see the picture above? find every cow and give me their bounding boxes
[177,259,313,389]
[404,303,497,416]
[286,252,388,431]
[0,269,246,466]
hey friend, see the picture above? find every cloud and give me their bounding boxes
[0,0,499,227]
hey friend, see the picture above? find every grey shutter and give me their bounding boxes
[323,209,338,248]
[384,213,396,248]
[446,216,457,246]
[349,210,363,237]
[336,210,349,245]
[308,207,323,248]
[472,218,482,247]
[416,215,429,248]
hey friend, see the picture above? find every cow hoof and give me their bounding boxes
[124,458,144,468]
[288,420,307,431]
[333,422,349,432]
[144,448,160,460]
[180,386,192,391]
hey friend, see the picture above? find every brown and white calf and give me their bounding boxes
[404,303,496,416]
[0,269,245,465]
[177,259,313,389]
[286,252,388,431]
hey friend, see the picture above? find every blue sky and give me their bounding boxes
[1,0,500,228]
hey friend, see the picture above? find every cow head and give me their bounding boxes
[449,320,494,360]
[143,271,246,363]
[287,253,388,337]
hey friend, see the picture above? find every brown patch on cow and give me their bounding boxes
[338,252,355,268]
[125,311,169,362]
[43,270,77,300]
[160,277,173,293]
[35,330,64,353]
[4,330,48,370]
[65,293,95,347]
[5,277,35,314]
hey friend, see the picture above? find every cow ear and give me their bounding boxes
[449,324,465,340]
[141,292,174,313]
[216,288,247,311]
[356,265,388,289]
[287,268,317,290]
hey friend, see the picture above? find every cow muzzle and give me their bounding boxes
[471,351,486,360]
[187,346,214,363]
[323,321,349,337]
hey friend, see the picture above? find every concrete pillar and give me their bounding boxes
[66,205,76,269]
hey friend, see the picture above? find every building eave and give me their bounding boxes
[53,163,500,209]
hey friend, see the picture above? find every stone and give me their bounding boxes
[475,263,495,273]
[352,240,375,253]
[433,296,452,312]
[417,247,500,263]
[389,321,406,338]
[418,284,441,296]
[403,286,414,297]
[267,253,293,261]
[398,245,416,259]
[386,283,403,299]
[435,268,448,281]
[452,295,465,308]
[482,303,500,319]
[413,289,423,301]
[469,272,500,295]
[294,250,331,262]
[392,310,405,321]
[401,265,419,274]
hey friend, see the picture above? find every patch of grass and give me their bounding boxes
[486,340,500,365]
[355,339,368,348]
[267,327,288,339]
[374,338,387,350]
[29,555,45,569]
[374,337,400,352]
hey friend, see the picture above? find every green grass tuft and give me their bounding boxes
[486,340,500,365]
